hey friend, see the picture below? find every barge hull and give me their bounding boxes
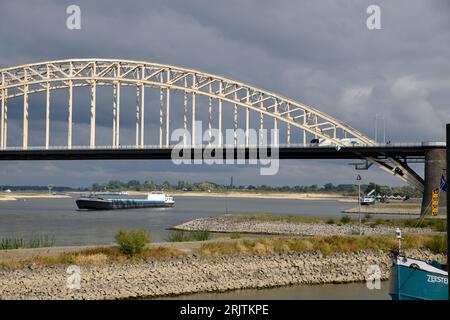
[76,199,174,210]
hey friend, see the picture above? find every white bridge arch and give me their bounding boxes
[0,59,423,191]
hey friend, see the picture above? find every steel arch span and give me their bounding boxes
[0,58,423,191]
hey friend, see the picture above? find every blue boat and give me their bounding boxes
[389,254,448,300]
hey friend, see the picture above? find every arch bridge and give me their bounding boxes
[0,59,443,199]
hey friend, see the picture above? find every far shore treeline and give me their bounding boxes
[0,185,87,192]
[89,180,421,197]
[1,181,422,197]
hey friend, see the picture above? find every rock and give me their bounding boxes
[1,248,445,300]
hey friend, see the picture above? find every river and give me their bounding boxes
[0,195,359,245]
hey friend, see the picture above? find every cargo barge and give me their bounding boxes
[76,192,174,210]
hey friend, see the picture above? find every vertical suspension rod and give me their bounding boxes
[218,81,223,147]
[159,73,163,147]
[166,70,170,147]
[183,78,188,147]
[208,83,212,144]
[23,70,29,149]
[192,76,196,146]
[140,67,145,147]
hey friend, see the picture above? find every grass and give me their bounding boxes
[165,230,211,242]
[231,214,326,224]
[230,232,242,239]
[374,203,421,209]
[425,235,447,255]
[191,230,210,241]
[370,218,447,232]
[0,246,183,267]
[0,235,55,250]
[195,234,448,257]
[1,233,446,267]
[166,230,191,242]
[340,215,352,224]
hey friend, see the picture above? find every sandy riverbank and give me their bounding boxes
[172,215,435,237]
[0,193,71,202]
[0,248,444,300]
[128,191,356,202]
[343,203,421,215]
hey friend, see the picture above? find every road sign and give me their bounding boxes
[431,188,439,216]
[356,174,362,181]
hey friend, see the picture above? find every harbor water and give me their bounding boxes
[159,281,391,300]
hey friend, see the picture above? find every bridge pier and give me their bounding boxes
[421,148,447,216]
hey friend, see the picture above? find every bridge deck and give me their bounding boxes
[0,143,445,160]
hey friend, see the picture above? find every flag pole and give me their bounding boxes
[446,123,449,300]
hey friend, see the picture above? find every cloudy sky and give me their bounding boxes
[0,0,449,188]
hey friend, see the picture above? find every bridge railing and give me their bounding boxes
[0,141,445,151]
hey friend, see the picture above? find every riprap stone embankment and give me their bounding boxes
[0,249,444,300]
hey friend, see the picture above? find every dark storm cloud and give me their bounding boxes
[0,0,448,187]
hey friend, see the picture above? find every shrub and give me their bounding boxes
[115,229,150,257]
[340,215,351,224]
[325,218,335,224]
[364,214,372,220]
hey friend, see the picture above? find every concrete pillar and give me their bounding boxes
[421,148,447,216]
